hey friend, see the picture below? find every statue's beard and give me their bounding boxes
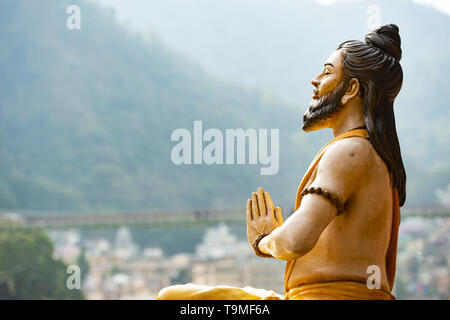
[302,80,348,131]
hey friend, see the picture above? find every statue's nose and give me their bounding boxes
[311,76,319,87]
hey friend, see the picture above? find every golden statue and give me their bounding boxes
[158,24,406,300]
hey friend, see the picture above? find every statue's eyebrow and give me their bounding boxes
[324,62,334,68]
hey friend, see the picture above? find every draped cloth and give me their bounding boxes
[283,281,395,300]
[156,128,401,300]
[157,284,283,300]
[284,128,400,299]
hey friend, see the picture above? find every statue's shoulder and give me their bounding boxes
[319,137,374,175]
[312,136,376,203]
[326,136,373,161]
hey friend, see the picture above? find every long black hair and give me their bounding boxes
[338,24,406,206]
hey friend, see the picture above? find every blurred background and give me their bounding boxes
[0,0,448,299]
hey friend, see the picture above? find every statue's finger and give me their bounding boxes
[275,207,284,224]
[264,191,274,216]
[246,199,253,222]
[257,188,267,216]
[252,193,260,217]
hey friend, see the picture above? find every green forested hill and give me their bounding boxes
[0,0,447,214]
[0,0,311,213]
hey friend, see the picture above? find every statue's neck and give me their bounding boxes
[331,102,366,137]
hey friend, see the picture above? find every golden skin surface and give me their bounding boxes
[247,49,394,293]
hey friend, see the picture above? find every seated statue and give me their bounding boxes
[158,24,406,300]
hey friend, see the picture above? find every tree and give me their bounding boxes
[0,230,84,299]
[77,247,90,286]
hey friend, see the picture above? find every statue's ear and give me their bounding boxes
[341,78,360,105]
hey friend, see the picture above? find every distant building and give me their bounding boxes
[0,212,26,227]
[49,229,81,264]
[191,256,285,293]
[114,226,138,259]
[192,223,285,293]
[195,223,248,260]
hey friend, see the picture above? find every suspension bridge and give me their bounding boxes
[0,204,449,230]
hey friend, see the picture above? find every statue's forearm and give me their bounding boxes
[257,222,313,260]
[258,196,337,260]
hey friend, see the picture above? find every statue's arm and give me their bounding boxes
[258,138,372,260]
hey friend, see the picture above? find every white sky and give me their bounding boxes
[412,0,450,15]
[314,0,450,15]
[93,0,450,17]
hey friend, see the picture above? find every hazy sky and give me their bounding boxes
[316,0,450,14]
[91,0,450,27]
[86,0,449,103]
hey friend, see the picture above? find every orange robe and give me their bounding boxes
[283,128,400,299]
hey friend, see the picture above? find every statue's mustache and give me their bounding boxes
[307,100,322,113]
[307,91,335,112]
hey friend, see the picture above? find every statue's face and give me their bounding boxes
[302,49,347,131]
[311,50,344,101]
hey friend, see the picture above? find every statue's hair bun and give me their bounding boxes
[365,24,402,62]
